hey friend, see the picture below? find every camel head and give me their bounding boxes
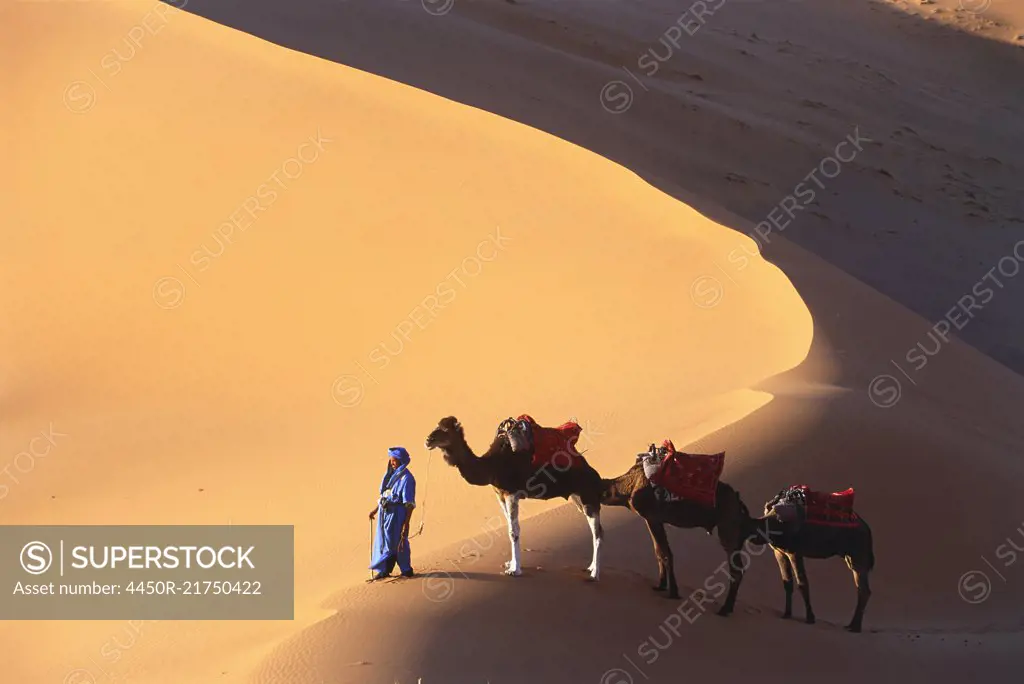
[743,508,784,546]
[425,416,466,463]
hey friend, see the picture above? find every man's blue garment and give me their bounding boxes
[370,446,416,576]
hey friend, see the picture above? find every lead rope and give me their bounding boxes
[407,447,433,540]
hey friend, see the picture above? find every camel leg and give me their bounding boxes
[497,492,523,577]
[774,548,795,619]
[644,519,678,599]
[644,519,667,592]
[714,508,750,617]
[583,503,603,581]
[716,546,747,617]
[845,556,871,633]
[791,554,815,624]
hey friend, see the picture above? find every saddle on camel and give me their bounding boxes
[641,440,725,507]
[503,414,587,471]
[765,484,859,529]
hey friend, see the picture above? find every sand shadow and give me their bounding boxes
[258,497,1024,683]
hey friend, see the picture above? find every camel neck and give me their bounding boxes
[613,467,646,495]
[448,440,494,487]
[745,516,774,545]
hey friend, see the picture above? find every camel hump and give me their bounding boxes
[797,485,855,509]
[650,450,725,507]
[524,417,585,470]
[555,421,582,437]
[786,484,859,527]
[515,414,582,445]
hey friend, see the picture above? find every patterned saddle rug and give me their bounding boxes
[508,414,586,470]
[648,440,724,508]
[769,485,860,528]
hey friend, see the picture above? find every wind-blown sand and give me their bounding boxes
[5,0,1024,682]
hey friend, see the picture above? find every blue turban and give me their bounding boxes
[387,446,411,465]
[380,447,413,498]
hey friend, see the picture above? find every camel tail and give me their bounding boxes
[570,493,586,514]
[736,490,750,520]
[726,483,750,524]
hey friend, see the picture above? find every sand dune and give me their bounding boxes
[6,0,1024,682]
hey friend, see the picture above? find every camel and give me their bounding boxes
[601,450,752,616]
[424,416,605,579]
[744,495,875,632]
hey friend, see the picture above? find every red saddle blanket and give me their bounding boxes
[517,414,585,470]
[650,440,724,508]
[798,485,860,527]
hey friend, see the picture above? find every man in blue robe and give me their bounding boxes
[368,446,416,580]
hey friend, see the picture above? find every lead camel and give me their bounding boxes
[425,416,605,579]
